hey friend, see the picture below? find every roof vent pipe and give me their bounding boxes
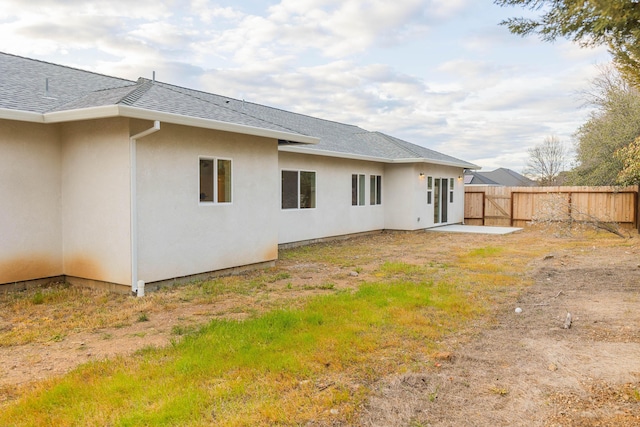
[152,71,155,83]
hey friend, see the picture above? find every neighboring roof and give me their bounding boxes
[0,51,477,168]
[465,168,536,186]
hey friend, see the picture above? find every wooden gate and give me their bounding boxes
[464,187,512,226]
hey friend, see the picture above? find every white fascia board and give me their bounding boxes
[0,108,45,123]
[278,145,479,169]
[394,157,481,170]
[119,106,319,144]
[44,105,120,123]
[279,145,387,163]
[42,105,319,145]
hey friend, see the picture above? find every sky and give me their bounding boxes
[0,0,612,172]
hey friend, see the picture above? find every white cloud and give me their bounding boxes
[213,0,453,62]
[0,0,616,172]
[190,0,245,23]
[424,0,470,21]
[128,21,200,50]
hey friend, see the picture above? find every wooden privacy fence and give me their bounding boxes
[464,186,639,228]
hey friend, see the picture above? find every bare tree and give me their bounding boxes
[530,193,627,238]
[524,136,567,185]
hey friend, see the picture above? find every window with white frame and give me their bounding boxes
[370,175,382,205]
[449,177,454,203]
[199,158,232,203]
[426,176,433,204]
[282,170,316,209]
[352,174,365,206]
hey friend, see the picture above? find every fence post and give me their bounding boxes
[510,191,514,227]
[637,185,640,234]
[568,192,573,227]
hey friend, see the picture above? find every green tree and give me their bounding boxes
[616,136,640,185]
[495,0,640,85]
[568,67,640,185]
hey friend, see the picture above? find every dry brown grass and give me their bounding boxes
[0,227,616,349]
[2,227,638,426]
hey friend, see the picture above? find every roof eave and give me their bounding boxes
[7,105,318,144]
[393,157,480,169]
[116,106,319,144]
[279,145,479,169]
[0,108,45,123]
[279,145,389,162]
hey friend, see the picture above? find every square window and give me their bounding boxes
[282,170,316,209]
[199,157,232,204]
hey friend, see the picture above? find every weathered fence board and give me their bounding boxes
[464,186,638,228]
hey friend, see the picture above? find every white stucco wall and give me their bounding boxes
[415,163,466,229]
[278,152,385,244]
[0,113,469,287]
[136,123,279,283]
[382,164,418,230]
[60,118,132,285]
[0,120,63,283]
[384,163,465,230]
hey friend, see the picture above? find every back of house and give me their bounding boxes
[0,52,477,293]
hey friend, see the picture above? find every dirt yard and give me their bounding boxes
[360,231,640,426]
[1,227,640,426]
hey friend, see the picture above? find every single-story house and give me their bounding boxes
[0,52,478,294]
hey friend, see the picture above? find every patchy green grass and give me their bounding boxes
[279,238,378,267]
[1,228,630,425]
[377,261,428,277]
[1,278,480,426]
[178,270,293,303]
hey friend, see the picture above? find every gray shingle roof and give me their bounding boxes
[154,81,476,167]
[0,52,134,113]
[465,168,535,186]
[1,51,476,168]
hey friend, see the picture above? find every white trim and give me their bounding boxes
[0,108,44,123]
[117,106,318,144]
[1,105,318,145]
[198,156,234,205]
[44,105,121,123]
[278,145,479,169]
[0,106,480,169]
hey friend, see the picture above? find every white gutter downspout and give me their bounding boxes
[130,121,161,295]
